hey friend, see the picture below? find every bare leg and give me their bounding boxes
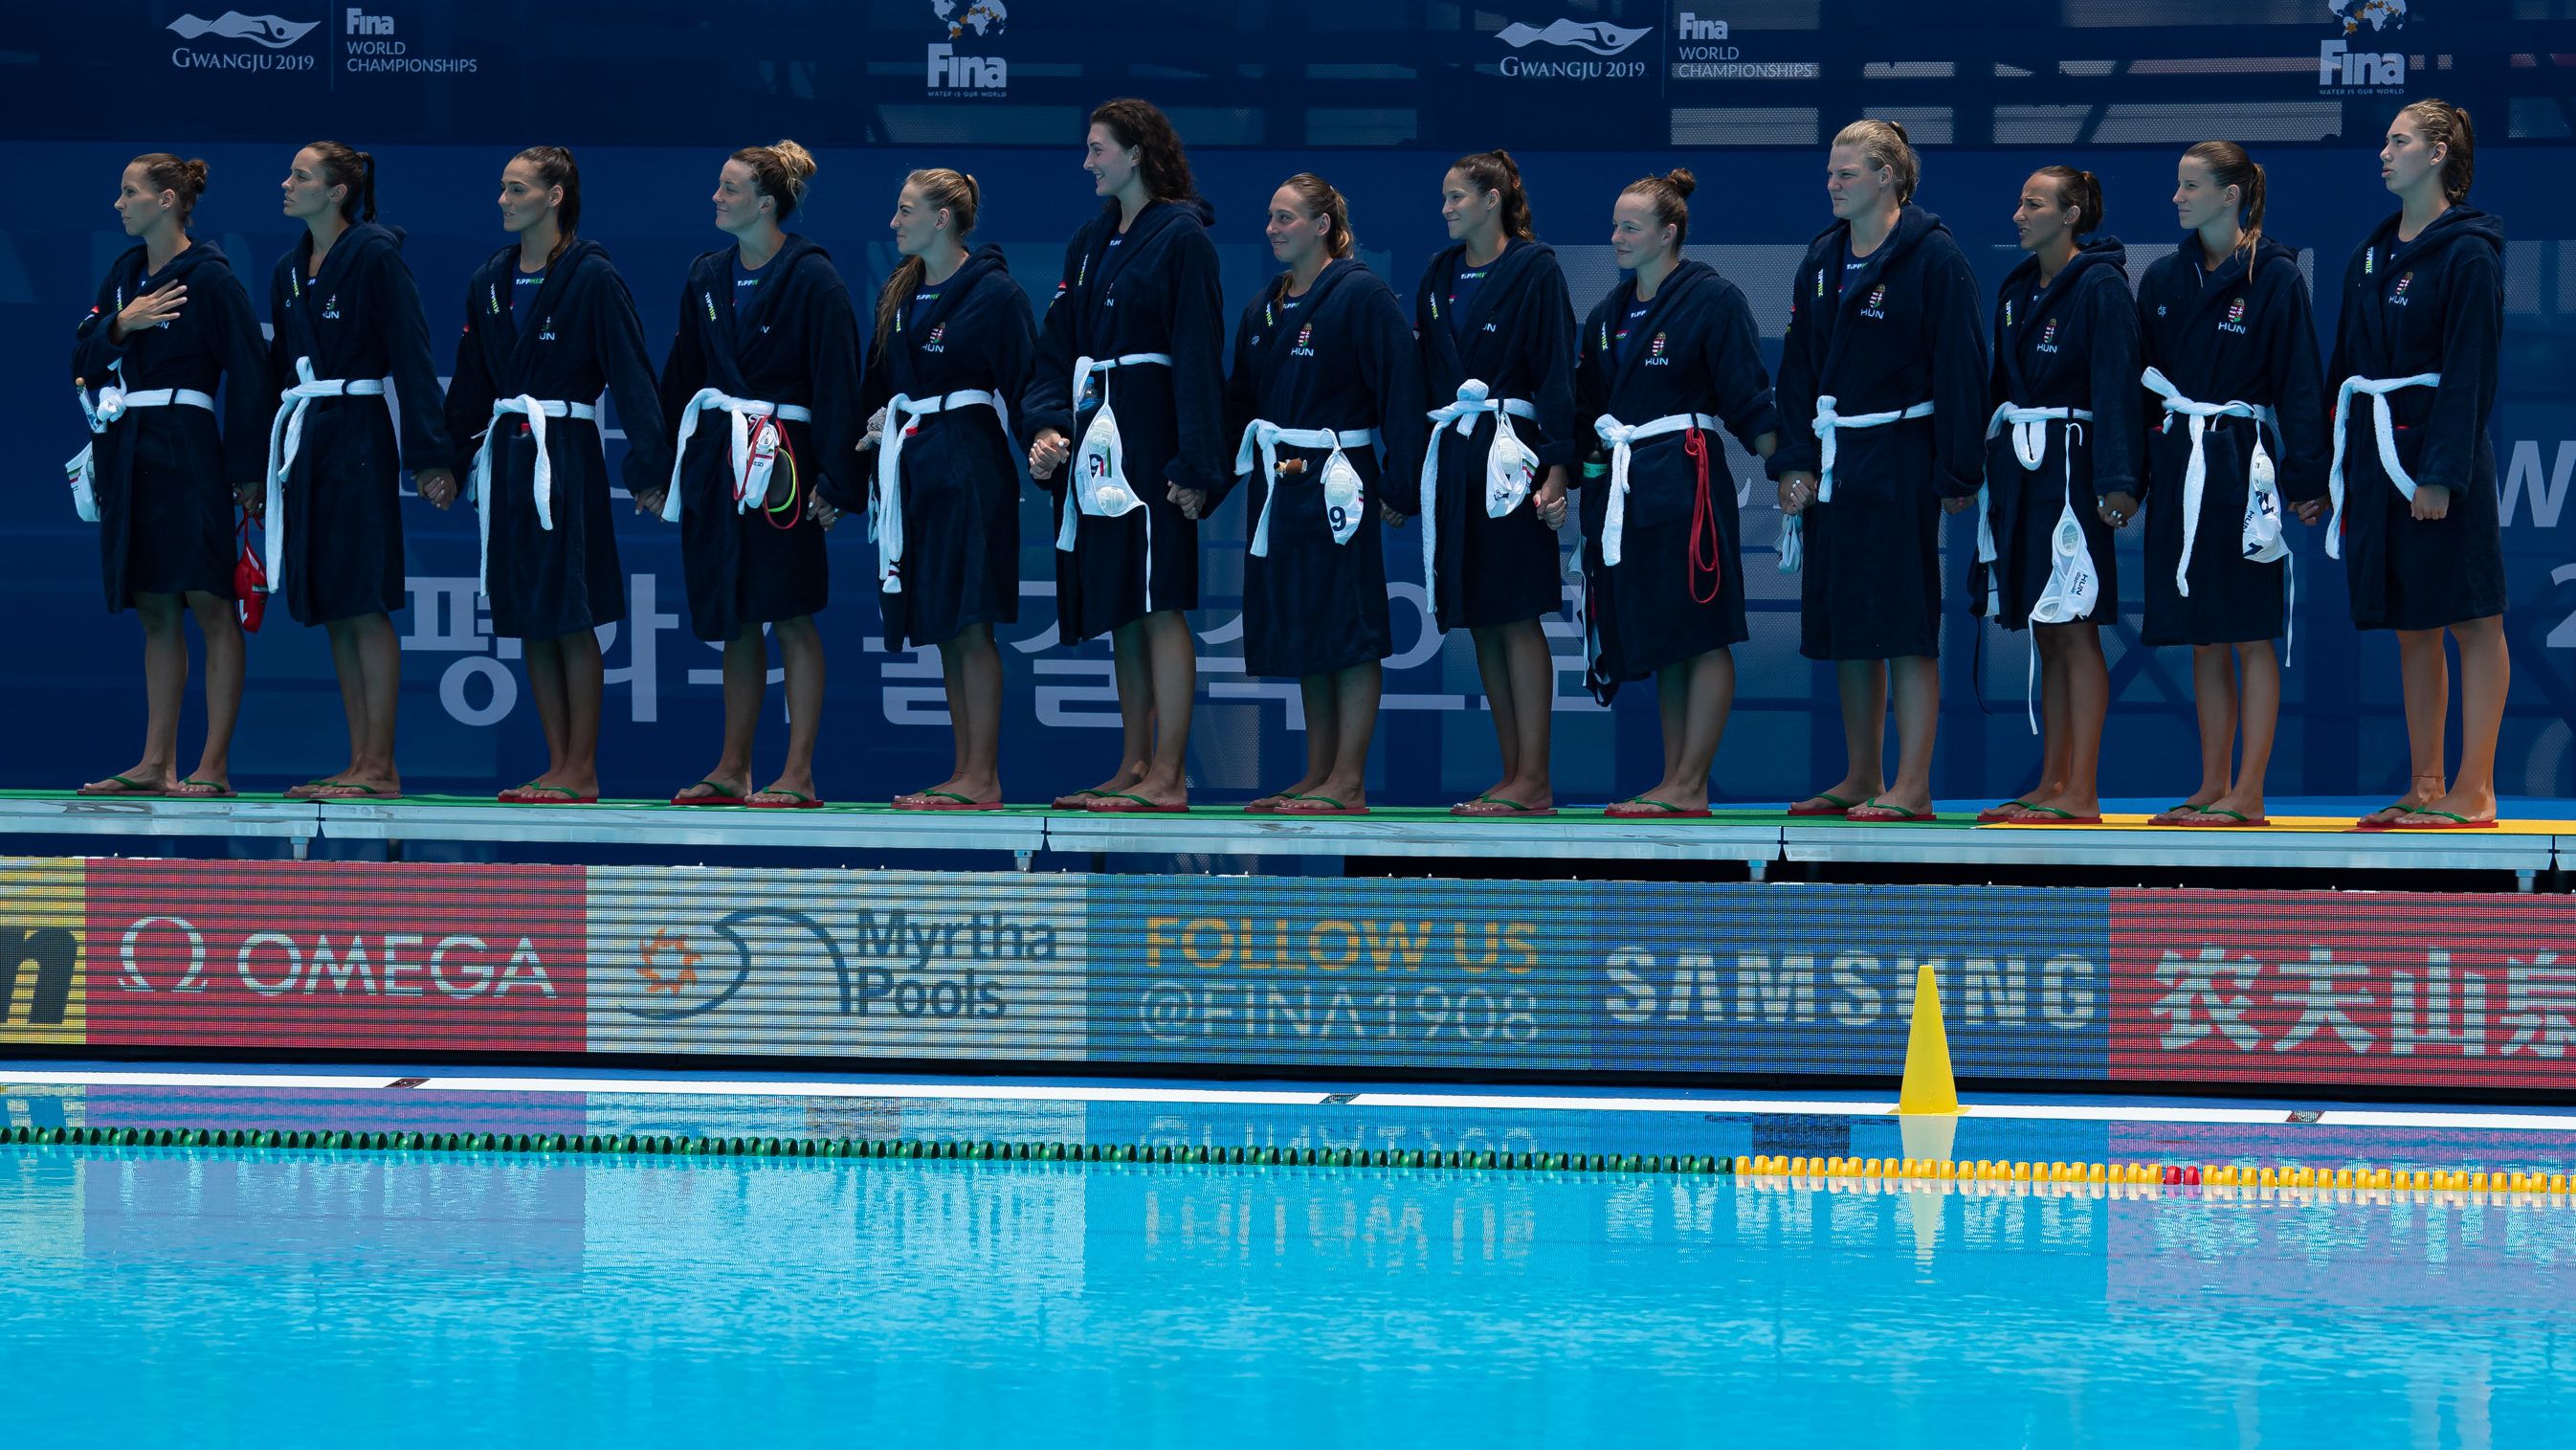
[2159,643,2239,820]
[2412,615,2508,823]
[1499,618,1556,809]
[522,635,572,785]
[321,616,369,783]
[1468,625,1518,803]
[1875,655,1941,816]
[1124,610,1195,806]
[1630,649,1734,813]
[91,592,186,792]
[1062,622,1155,807]
[756,615,823,800]
[671,629,762,804]
[525,631,602,797]
[2362,628,2451,824]
[347,613,401,792]
[184,591,243,791]
[1283,660,1380,811]
[2205,640,2277,821]
[1255,675,1337,808]
[2021,622,2105,818]
[1795,658,1887,811]
[956,622,1005,802]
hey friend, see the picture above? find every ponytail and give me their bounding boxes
[514,145,582,265]
[2184,140,2268,276]
[305,140,377,222]
[873,167,982,350]
[2033,165,2106,236]
[1451,149,1536,242]
[2401,98,2476,203]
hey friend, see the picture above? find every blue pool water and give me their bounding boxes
[4,1086,2573,1447]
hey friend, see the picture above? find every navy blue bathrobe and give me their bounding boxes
[1410,238,1580,632]
[846,243,1036,651]
[71,241,270,610]
[1982,236,2142,631]
[446,238,672,639]
[657,233,863,643]
[1018,198,1229,641]
[268,222,455,624]
[2325,206,2507,632]
[2134,234,2329,646]
[1767,204,1988,661]
[1219,258,1428,679]
[1573,259,1779,695]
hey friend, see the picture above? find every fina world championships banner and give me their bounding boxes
[0,3,2572,808]
[7,858,2576,1091]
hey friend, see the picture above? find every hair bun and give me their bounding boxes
[1664,167,1698,198]
[1885,120,1911,145]
[181,158,210,196]
[771,139,817,184]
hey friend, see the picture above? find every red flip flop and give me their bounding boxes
[748,789,826,810]
[1087,792,1189,814]
[1787,792,1857,817]
[1277,794,1369,816]
[2007,806,2103,825]
[508,786,598,805]
[1976,799,2036,824]
[897,791,1002,811]
[671,780,747,807]
[1609,795,1712,819]
[2177,808,2268,828]
[2384,809,2498,831]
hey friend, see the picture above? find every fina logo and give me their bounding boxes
[1497,17,1654,78]
[2319,0,2409,93]
[927,0,1008,96]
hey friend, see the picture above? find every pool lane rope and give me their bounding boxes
[1736,1154,2576,1199]
[0,1124,1722,1174]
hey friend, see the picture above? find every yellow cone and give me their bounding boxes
[1897,963,1961,1115]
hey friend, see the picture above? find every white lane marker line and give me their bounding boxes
[3,1068,2574,1133]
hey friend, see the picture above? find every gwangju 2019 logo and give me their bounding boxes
[927,0,1008,96]
[167,11,319,69]
[2319,0,2411,95]
[1496,17,1653,78]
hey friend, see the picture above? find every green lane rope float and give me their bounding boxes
[0,1124,1728,1175]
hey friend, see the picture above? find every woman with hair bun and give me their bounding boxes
[433,145,672,804]
[266,140,457,800]
[2331,99,2509,829]
[1574,168,1779,817]
[833,167,1035,811]
[1416,149,1580,816]
[1971,165,2140,826]
[70,154,271,798]
[648,140,863,810]
[2133,140,2329,829]
[1770,119,1986,823]
[1219,173,1426,814]
[1020,99,1228,813]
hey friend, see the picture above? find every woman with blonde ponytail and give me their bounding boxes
[1417,149,1580,815]
[2131,140,2329,828]
[650,140,863,809]
[2332,99,2509,829]
[836,167,1035,810]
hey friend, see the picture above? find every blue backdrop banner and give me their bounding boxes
[4,2,2572,806]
